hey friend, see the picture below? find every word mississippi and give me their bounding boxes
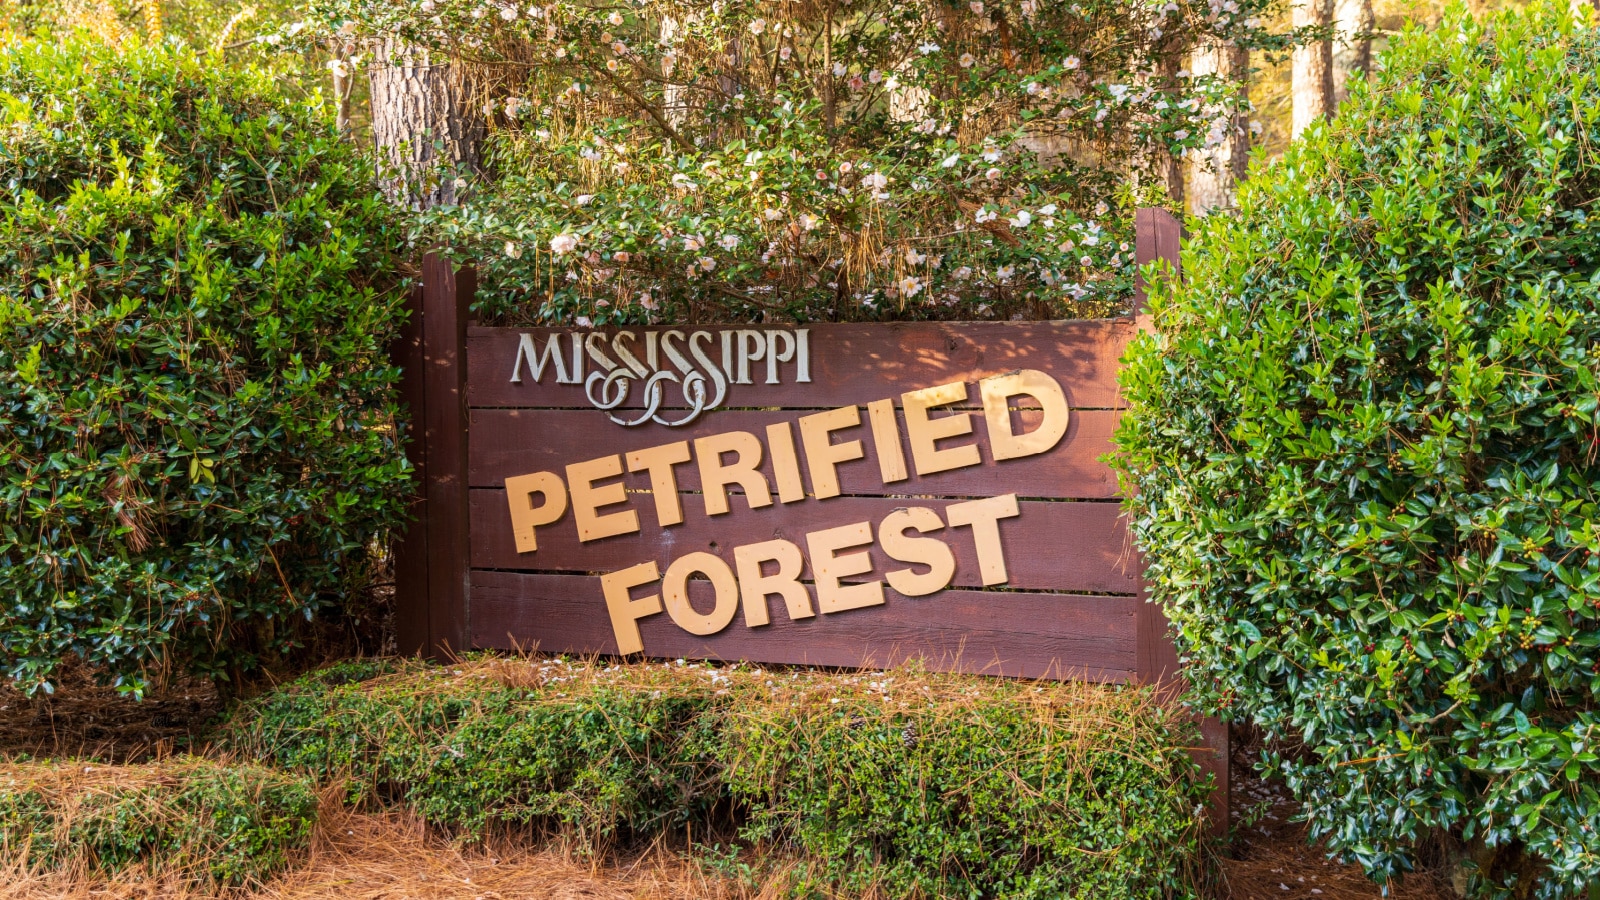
[503,369,1070,653]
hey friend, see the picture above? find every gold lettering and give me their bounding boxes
[946,493,1020,585]
[602,561,663,654]
[807,521,884,613]
[764,422,807,503]
[695,431,773,516]
[504,471,568,553]
[902,381,982,476]
[626,441,692,527]
[980,370,1071,461]
[878,507,956,597]
[734,539,815,626]
[662,552,741,635]
[865,398,909,484]
[567,455,640,542]
[798,406,865,500]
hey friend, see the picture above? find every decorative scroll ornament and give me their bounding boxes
[510,328,810,426]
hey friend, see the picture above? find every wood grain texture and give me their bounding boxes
[391,281,430,657]
[466,321,1137,410]
[419,255,472,657]
[469,489,1138,595]
[467,407,1120,499]
[471,570,1139,681]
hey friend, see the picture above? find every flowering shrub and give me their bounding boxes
[0,39,412,695]
[312,0,1271,323]
[1114,5,1600,897]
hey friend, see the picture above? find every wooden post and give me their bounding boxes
[1132,207,1231,838]
[391,253,473,659]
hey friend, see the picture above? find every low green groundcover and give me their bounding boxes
[0,756,317,886]
[223,656,1214,900]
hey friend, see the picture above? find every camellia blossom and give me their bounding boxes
[608,11,623,24]
[504,240,522,258]
[683,234,705,251]
[550,233,579,255]
[941,153,961,168]
[718,233,741,250]
[959,53,976,68]
[898,276,924,297]
[1009,210,1032,227]
[698,256,716,271]
[1063,55,1081,69]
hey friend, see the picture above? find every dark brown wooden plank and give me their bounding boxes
[466,321,1136,410]
[467,407,1120,499]
[419,255,472,657]
[470,570,1138,681]
[391,281,429,657]
[470,490,1138,595]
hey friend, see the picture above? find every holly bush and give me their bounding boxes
[0,39,412,696]
[1114,5,1600,896]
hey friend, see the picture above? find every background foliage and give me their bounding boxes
[307,0,1282,325]
[0,38,412,696]
[224,656,1213,900]
[1114,4,1600,897]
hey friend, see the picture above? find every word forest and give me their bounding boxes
[503,369,1070,654]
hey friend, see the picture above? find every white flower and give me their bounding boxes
[918,42,940,55]
[683,234,705,251]
[671,173,698,191]
[555,47,567,58]
[574,194,594,207]
[576,315,593,328]
[982,147,1001,162]
[1026,81,1041,95]
[1039,203,1058,215]
[1108,84,1129,101]
[327,59,349,79]
[996,265,1015,281]
[1094,200,1109,216]
[905,248,925,265]
[1009,210,1032,228]
[959,53,976,68]
[941,153,961,168]
[1080,255,1093,266]
[1094,106,1109,123]
[800,214,820,231]
[969,0,984,12]
[868,69,882,84]
[749,18,766,34]
[718,233,741,251]
[608,11,623,24]
[580,147,601,161]
[763,208,783,221]
[862,172,888,190]
[1173,129,1190,140]
[550,233,579,255]
[974,208,997,223]
[606,59,619,71]
[499,5,516,21]
[614,251,632,263]
[611,40,626,55]
[832,62,847,76]
[699,256,716,271]
[504,241,522,259]
[525,4,540,17]
[639,292,658,310]
[898,276,923,297]
[780,45,792,60]
[985,167,1001,180]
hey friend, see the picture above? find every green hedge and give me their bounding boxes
[1113,4,1600,897]
[223,657,1212,899]
[0,39,412,695]
[0,757,317,886]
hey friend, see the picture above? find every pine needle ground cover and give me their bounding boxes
[0,757,317,888]
[221,656,1214,900]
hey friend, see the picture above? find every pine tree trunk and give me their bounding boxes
[368,38,484,210]
[1332,0,1374,107]
[1291,0,1334,138]
[1188,40,1249,213]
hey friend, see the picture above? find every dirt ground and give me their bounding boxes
[0,669,1456,900]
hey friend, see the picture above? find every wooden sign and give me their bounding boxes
[390,207,1226,826]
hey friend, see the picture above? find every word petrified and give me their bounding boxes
[504,369,1069,652]
[510,328,811,426]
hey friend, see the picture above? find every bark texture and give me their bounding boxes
[368,38,484,209]
[1291,0,1334,138]
[1332,0,1374,107]
[1188,40,1249,213]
